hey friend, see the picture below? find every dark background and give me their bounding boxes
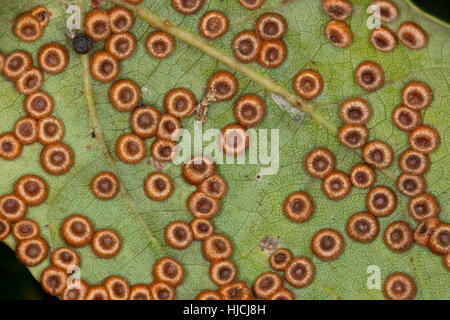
[0,0,449,300]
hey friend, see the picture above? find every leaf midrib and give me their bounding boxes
[78,0,168,255]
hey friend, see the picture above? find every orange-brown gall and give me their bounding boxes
[202,233,233,262]
[14,174,48,206]
[284,257,315,288]
[14,117,38,145]
[370,1,399,23]
[164,88,196,119]
[62,280,89,300]
[12,218,39,241]
[304,147,335,179]
[13,13,43,42]
[218,281,252,300]
[401,81,433,111]
[209,260,237,286]
[207,71,238,101]
[153,257,185,287]
[60,214,94,248]
[408,125,440,154]
[270,288,294,300]
[157,114,182,141]
[105,32,136,61]
[355,61,384,92]
[396,173,426,198]
[130,284,151,300]
[24,91,54,119]
[90,50,120,83]
[109,79,140,112]
[144,172,173,201]
[130,106,161,139]
[383,272,416,300]
[149,282,175,300]
[338,124,368,149]
[0,217,11,241]
[86,285,110,300]
[346,212,379,243]
[116,133,146,164]
[196,290,222,300]
[428,223,450,255]
[31,6,51,27]
[232,31,261,63]
[145,31,175,59]
[255,13,287,41]
[91,229,122,259]
[38,43,69,74]
[366,186,397,217]
[384,221,413,253]
[182,156,216,185]
[283,191,314,223]
[14,67,43,95]
[40,266,68,296]
[150,139,177,162]
[199,11,228,40]
[3,50,32,81]
[16,236,48,266]
[108,6,134,33]
[187,191,220,219]
[234,94,266,128]
[325,20,353,48]
[103,276,130,300]
[172,0,204,15]
[84,9,111,42]
[362,140,393,169]
[408,193,441,222]
[323,0,352,21]
[40,142,74,175]
[37,116,65,145]
[91,172,119,200]
[311,228,344,261]
[50,247,81,272]
[199,174,227,200]
[257,40,287,69]
[339,98,372,125]
[0,194,27,222]
[293,69,323,100]
[125,0,143,4]
[414,217,440,247]
[269,248,293,271]
[165,221,193,250]
[392,105,421,132]
[238,0,264,10]
[252,272,283,299]
[190,218,214,241]
[349,163,375,189]
[398,22,428,50]
[399,149,430,176]
[322,171,352,200]
[220,124,249,156]
[370,27,397,52]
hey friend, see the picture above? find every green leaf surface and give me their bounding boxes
[0,0,449,299]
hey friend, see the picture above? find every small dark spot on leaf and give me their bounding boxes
[259,236,278,253]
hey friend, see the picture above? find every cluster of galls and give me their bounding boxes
[84,6,137,82]
[323,0,427,52]
[1,8,72,176]
[13,6,50,43]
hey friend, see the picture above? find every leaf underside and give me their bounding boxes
[0,0,449,300]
